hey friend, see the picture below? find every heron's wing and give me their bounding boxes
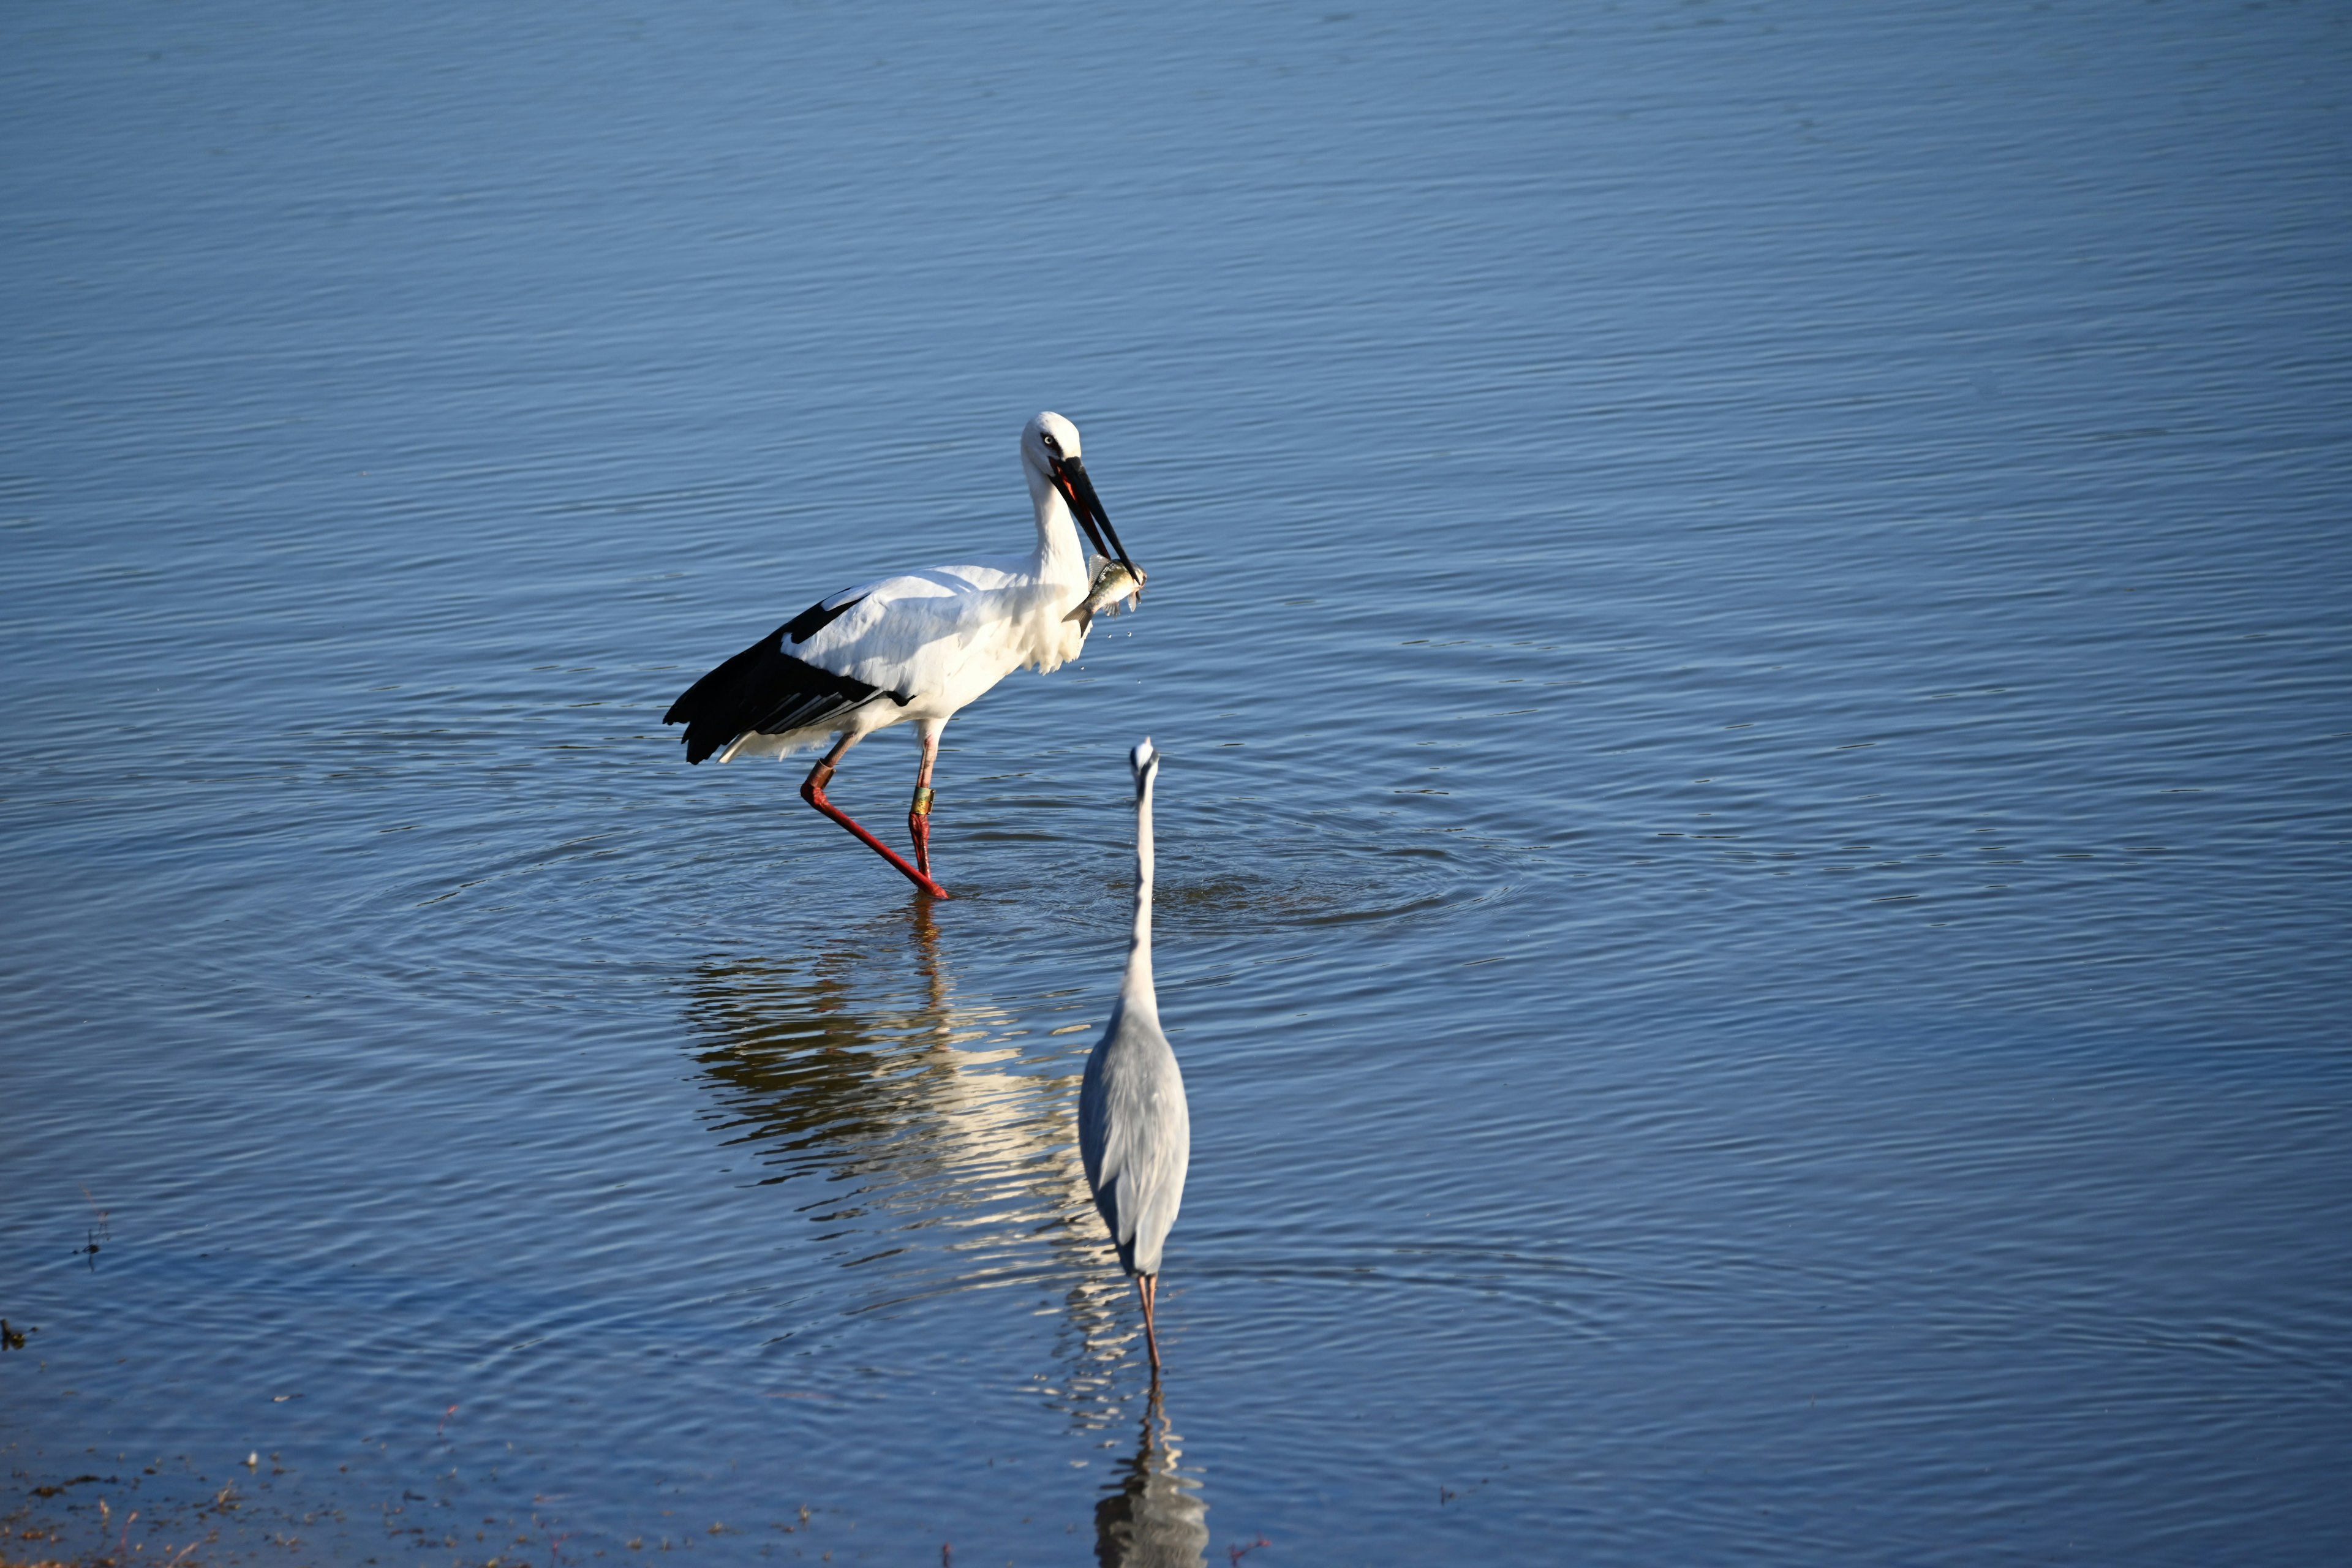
[1078,1008,1190,1277]
[1114,1043,1188,1277]
[1079,1019,1114,1191]
[663,595,911,764]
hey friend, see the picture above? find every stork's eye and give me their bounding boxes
[1042,432,1059,451]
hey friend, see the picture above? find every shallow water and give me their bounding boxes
[4,1,2350,1563]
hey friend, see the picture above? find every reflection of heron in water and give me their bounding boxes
[684,904,1153,1408]
[1094,1390,1208,1568]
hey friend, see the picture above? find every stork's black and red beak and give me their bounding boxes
[1052,454,1139,578]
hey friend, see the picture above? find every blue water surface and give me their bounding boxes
[4,2,2349,1564]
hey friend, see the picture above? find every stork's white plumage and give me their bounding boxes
[664,412,1141,898]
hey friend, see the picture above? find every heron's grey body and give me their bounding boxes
[1079,739,1189,1362]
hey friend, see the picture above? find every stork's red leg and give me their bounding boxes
[908,726,942,878]
[802,740,950,899]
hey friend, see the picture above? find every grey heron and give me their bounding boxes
[1079,737,1190,1373]
[663,412,1144,899]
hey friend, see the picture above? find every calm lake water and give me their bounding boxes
[5,2,2349,1563]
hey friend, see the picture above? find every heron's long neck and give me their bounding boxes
[1120,774,1157,1012]
[1027,470,1090,582]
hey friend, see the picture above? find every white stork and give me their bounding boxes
[663,411,1142,899]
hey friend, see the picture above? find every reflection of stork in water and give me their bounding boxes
[1093,1390,1208,1568]
[684,903,1149,1408]
[1080,739,1191,1374]
[688,902,1003,1162]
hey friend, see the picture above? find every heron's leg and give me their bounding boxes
[801,734,951,899]
[908,722,943,878]
[1137,1273,1162,1373]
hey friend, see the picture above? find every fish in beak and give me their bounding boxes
[1063,559,1144,626]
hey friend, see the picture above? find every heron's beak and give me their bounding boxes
[1054,455,1139,579]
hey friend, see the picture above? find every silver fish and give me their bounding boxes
[1065,560,1146,627]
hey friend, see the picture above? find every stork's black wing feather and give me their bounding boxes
[663,603,908,765]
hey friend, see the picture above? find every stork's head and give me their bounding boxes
[1131,736,1160,796]
[1023,410,1084,470]
[1023,411,1139,578]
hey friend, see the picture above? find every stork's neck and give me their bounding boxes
[1120,770,1158,1016]
[1026,465,1092,583]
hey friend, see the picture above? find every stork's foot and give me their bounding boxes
[802,761,951,899]
[909,785,935,877]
